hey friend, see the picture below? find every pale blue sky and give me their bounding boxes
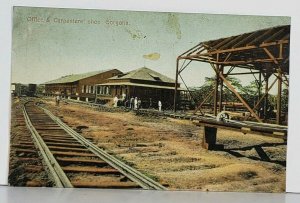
[12,6,290,92]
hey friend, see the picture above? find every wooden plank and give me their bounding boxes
[56,157,108,165]
[48,146,89,152]
[62,166,119,174]
[71,181,139,189]
[52,151,97,157]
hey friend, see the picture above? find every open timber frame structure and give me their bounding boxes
[174,25,290,125]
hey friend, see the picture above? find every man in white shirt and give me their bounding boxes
[113,96,118,107]
[158,100,162,111]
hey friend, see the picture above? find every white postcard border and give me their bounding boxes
[1,0,299,193]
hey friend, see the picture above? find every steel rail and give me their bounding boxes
[22,102,73,188]
[39,105,166,190]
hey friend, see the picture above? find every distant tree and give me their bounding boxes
[240,81,261,107]
[281,88,289,113]
[190,76,244,105]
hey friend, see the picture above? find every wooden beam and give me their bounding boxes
[219,66,224,112]
[178,59,192,74]
[263,28,286,43]
[277,70,282,125]
[211,36,236,50]
[216,58,279,65]
[219,72,263,123]
[232,31,260,48]
[223,53,232,62]
[219,34,247,50]
[174,58,179,112]
[273,73,289,87]
[247,28,275,46]
[227,71,260,76]
[199,40,288,56]
[179,43,203,57]
[244,77,278,120]
[264,75,270,120]
[279,43,283,59]
[263,48,279,64]
[281,33,290,41]
[214,69,219,116]
[182,56,280,65]
[193,89,215,115]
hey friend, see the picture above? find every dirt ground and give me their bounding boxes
[36,98,286,192]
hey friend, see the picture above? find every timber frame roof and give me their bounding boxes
[178,25,290,74]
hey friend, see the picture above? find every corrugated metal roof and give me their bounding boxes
[44,69,113,84]
[109,67,175,83]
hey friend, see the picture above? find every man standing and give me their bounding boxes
[113,96,118,107]
[134,97,138,110]
[56,95,60,106]
[158,100,162,111]
[137,98,141,110]
[130,97,134,109]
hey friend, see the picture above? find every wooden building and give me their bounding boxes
[95,67,181,109]
[44,69,122,101]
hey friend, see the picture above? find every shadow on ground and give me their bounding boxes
[214,142,287,166]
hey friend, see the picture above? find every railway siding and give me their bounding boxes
[21,100,165,190]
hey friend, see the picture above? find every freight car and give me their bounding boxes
[11,83,37,97]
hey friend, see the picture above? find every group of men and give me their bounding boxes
[113,95,162,111]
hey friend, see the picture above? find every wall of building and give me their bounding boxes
[97,84,175,109]
[44,69,122,101]
[78,69,121,100]
[45,82,77,97]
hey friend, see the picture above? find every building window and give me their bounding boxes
[82,85,84,93]
[91,86,94,94]
[106,87,110,95]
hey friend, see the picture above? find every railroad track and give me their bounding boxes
[22,100,166,189]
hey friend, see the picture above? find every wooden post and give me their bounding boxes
[264,75,269,120]
[277,70,282,125]
[214,65,219,116]
[219,66,224,111]
[202,126,217,150]
[193,89,214,114]
[257,71,262,117]
[219,72,262,122]
[174,58,179,112]
[258,71,262,102]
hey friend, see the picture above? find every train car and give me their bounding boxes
[27,83,37,97]
[11,83,37,97]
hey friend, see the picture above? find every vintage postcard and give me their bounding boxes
[9,6,290,192]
